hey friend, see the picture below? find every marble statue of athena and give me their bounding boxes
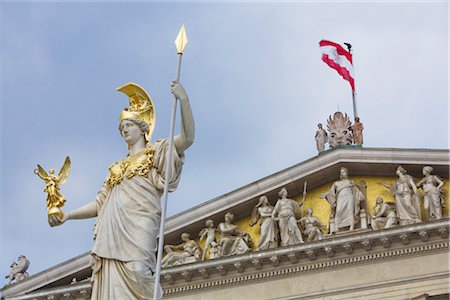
[48,81,195,299]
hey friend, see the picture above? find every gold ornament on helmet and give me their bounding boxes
[116,82,156,142]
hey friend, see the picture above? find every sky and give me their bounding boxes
[0,1,448,279]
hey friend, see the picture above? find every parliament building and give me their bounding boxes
[1,122,449,299]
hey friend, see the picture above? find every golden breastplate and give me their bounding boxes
[106,145,155,188]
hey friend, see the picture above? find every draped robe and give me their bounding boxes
[90,139,184,300]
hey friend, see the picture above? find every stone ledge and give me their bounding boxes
[161,219,450,295]
[2,220,448,299]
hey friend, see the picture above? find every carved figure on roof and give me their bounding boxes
[162,233,201,268]
[218,212,253,257]
[321,167,365,233]
[315,123,328,152]
[351,117,364,146]
[298,208,327,242]
[47,82,195,299]
[198,220,217,260]
[34,156,71,219]
[326,112,353,147]
[417,166,445,221]
[250,196,279,250]
[378,166,421,225]
[5,255,30,285]
[209,241,220,259]
[271,187,304,246]
[370,197,398,230]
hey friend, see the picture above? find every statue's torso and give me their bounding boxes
[106,145,155,188]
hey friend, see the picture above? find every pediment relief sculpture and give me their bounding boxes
[298,208,327,242]
[162,233,201,268]
[250,196,279,250]
[417,166,445,221]
[320,167,367,233]
[218,212,253,257]
[198,220,217,260]
[370,197,398,230]
[160,166,447,268]
[378,166,422,226]
[272,187,304,246]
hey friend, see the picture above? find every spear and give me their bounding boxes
[153,25,188,300]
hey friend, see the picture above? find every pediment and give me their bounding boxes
[2,147,449,299]
[163,147,449,245]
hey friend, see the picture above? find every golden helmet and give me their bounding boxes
[116,82,156,142]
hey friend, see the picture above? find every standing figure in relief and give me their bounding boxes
[351,117,364,146]
[370,197,398,230]
[48,82,194,299]
[315,123,328,152]
[298,208,327,242]
[417,166,445,221]
[198,220,217,260]
[250,196,279,250]
[271,187,304,246]
[217,212,253,257]
[321,167,365,232]
[162,233,201,267]
[378,166,421,225]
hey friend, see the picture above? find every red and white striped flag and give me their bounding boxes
[319,40,355,91]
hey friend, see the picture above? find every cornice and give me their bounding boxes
[160,219,450,296]
[3,219,448,299]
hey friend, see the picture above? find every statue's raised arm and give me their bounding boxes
[171,81,195,156]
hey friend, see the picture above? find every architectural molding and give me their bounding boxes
[161,219,450,296]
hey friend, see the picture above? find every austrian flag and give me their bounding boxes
[319,40,355,91]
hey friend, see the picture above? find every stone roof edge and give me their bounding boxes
[161,219,450,295]
[3,219,449,299]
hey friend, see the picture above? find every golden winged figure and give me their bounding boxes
[34,156,71,218]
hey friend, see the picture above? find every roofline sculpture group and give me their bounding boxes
[161,165,446,268]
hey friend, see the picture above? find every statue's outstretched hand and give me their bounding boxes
[170,81,188,101]
[48,212,68,227]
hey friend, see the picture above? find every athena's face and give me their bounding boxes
[120,120,143,145]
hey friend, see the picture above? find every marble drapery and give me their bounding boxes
[91,139,184,300]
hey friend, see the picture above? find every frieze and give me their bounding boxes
[161,219,449,296]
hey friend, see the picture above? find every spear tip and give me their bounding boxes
[175,25,188,54]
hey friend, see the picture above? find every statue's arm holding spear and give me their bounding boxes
[171,81,195,155]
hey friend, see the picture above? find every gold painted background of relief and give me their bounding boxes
[222,176,449,253]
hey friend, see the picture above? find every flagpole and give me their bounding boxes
[344,42,358,119]
[352,90,357,119]
[153,25,188,300]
